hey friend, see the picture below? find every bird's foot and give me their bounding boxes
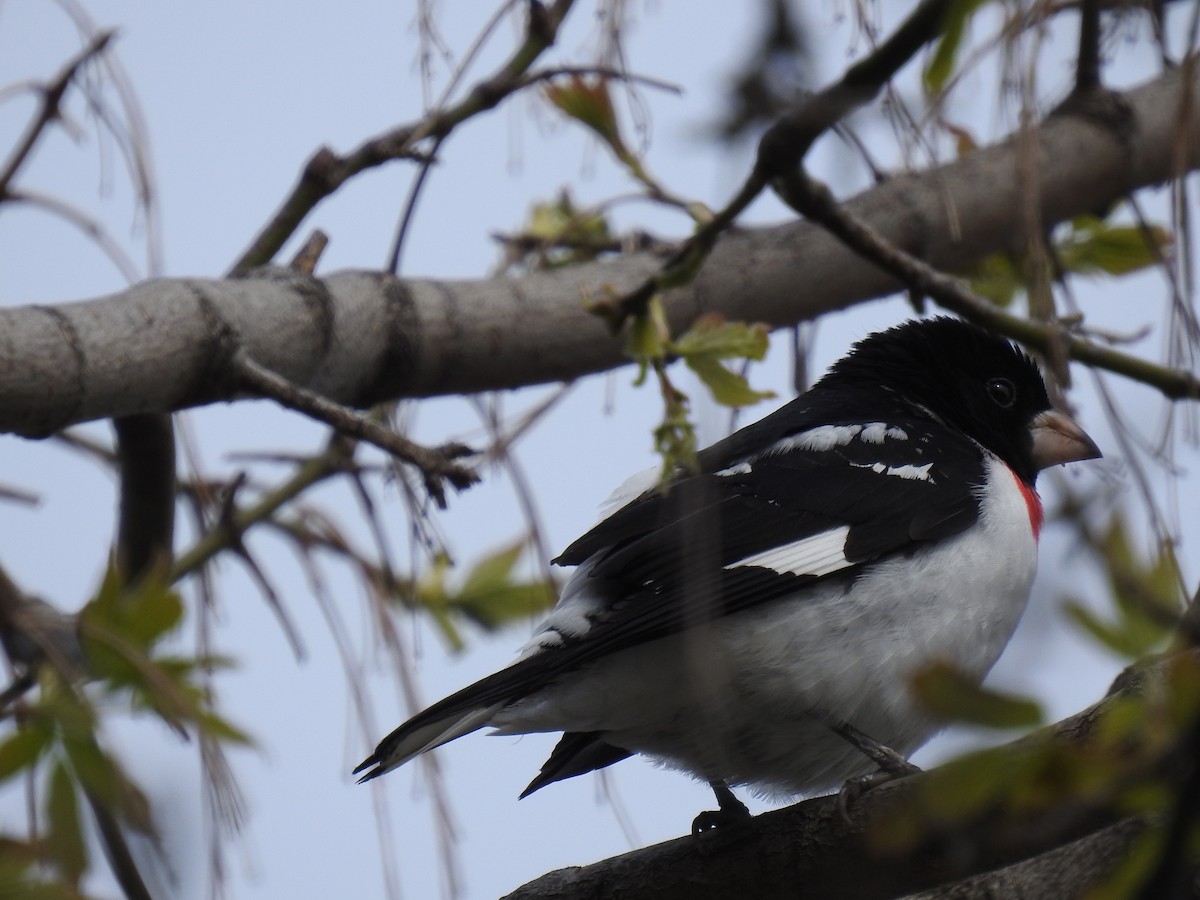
[825,718,922,822]
[692,781,751,835]
[828,719,914,773]
[835,761,922,823]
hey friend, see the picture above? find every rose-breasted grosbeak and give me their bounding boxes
[355,317,1100,826]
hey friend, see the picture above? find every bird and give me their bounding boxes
[355,316,1101,830]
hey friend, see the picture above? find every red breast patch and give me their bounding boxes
[1011,469,1043,540]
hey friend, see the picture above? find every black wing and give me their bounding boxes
[357,412,986,782]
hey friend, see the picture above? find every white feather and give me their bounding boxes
[724,526,852,578]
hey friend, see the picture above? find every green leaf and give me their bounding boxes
[46,761,86,886]
[923,0,990,95]
[964,253,1022,307]
[460,543,524,597]
[1064,514,1179,659]
[1057,216,1172,278]
[545,75,628,159]
[684,355,775,407]
[518,191,613,268]
[0,727,51,784]
[910,661,1043,728]
[0,857,85,900]
[1063,599,1161,659]
[196,711,256,746]
[61,737,154,837]
[626,295,670,361]
[454,542,556,632]
[671,315,774,408]
[456,583,557,631]
[413,546,556,647]
[83,565,184,653]
[671,315,770,361]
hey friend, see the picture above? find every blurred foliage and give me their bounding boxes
[1064,512,1182,660]
[923,0,992,95]
[410,542,558,653]
[911,660,1043,729]
[0,567,249,897]
[964,215,1172,308]
[499,190,616,270]
[877,654,1200,878]
[710,0,812,142]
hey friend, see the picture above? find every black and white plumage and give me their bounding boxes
[355,317,1100,815]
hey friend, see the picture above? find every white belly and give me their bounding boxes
[494,457,1038,796]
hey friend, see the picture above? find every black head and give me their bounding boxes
[816,318,1066,484]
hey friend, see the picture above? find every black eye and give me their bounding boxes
[987,377,1016,408]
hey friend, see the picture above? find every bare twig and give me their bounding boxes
[593,0,955,330]
[0,30,114,197]
[775,169,1200,401]
[230,351,478,507]
[169,439,355,583]
[288,230,329,275]
[215,474,305,660]
[233,0,579,275]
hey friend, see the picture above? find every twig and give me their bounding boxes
[592,0,954,330]
[0,30,114,197]
[169,440,354,582]
[386,0,523,274]
[232,0,579,275]
[775,169,1200,401]
[0,484,39,507]
[231,351,478,507]
[216,474,306,660]
[288,230,329,275]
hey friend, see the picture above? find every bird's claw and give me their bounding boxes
[835,760,922,823]
[692,781,751,835]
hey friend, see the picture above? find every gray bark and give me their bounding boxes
[2,68,1197,437]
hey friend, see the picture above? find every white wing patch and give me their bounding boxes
[716,461,753,476]
[861,423,908,443]
[770,424,862,453]
[766,422,908,455]
[851,461,935,482]
[724,525,852,578]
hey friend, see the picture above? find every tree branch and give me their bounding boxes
[230,0,578,274]
[231,350,477,507]
[3,66,1200,435]
[774,169,1200,400]
[597,0,954,329]
[503,652,1194,900]
[0,30,114,199]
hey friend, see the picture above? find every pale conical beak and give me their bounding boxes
[1029,409,1102,470]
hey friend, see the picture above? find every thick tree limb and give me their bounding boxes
[3,67,1200,436]
[502,654,1191,900]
